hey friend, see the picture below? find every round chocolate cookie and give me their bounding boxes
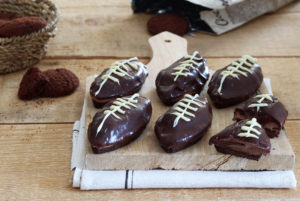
[147,13,189,36]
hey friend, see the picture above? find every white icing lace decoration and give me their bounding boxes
[237,118,262,139]
[171,51,203,82]
[172,94,205,127]
[95,93,139,136]
[94,57,139,96]
[248,94,273,112]
[217,55,258,94]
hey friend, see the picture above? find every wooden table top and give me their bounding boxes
[1,0,300,200]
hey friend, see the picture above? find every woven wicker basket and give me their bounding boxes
[0,0,60,74]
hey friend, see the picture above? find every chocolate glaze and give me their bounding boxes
[209,119,271,160]
[155,51,209,105]
[90,58,148,108]
[88,94,152,154]
[155,94,212,153]
[208,56,263,108]
[233,94,288,138]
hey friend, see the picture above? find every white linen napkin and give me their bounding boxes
[71,78,297,190]
[74,169,296,190]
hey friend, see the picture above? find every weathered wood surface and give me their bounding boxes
[46,1,300,57]
[0,121,299,200]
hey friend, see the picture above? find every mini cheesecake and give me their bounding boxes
[156,51,209,105]
[90,58,148,108]
[233,94,288,138]
[209,118,271,161]
[88,93,152,154]
[155,94,212,153]
[208,55,263,108]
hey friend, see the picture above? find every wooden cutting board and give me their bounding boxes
[83,32,294,171]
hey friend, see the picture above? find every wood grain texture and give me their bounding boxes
[0,57,299,124]
[0,121,299,200]
[46,3,300,57]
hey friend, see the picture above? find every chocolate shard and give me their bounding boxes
[155,94,212,153]
[209,118,271,161]
[233,94,288,138]
[155,51,209,105]
[88,93,152,154]
[208,55,263,108]
[90,58,148,108]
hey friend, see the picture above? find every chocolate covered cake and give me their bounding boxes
[208,55,263,108]
[156,51,209,105]
[88,93,152,154]
[155,94,212,153]
[209,118,271,160]
[18,66,79,100]
[90,58,148,108]
[233,94,288,138]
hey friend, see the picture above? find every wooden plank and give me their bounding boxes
[277,0,300,13]
[82,32,294,171]
[0,121,299,200]
[52,0,300,13]
[47,7,300,57]
[0,56,299,124]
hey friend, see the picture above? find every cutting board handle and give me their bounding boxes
[147,31,188,71]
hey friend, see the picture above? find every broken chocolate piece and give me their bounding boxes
[233,94,288,138]
[209,118,271,160]
[208,55,263,108]
[155,94,212,153]
[88,93,152,154]
[156,51,209,105]
[90,58,148,108]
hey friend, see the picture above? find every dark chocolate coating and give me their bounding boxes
[155,53,209,105]
[155,96,212,153]
[208,59,263,108]
[233,95,288,138]
[88,95,152,154]
[90,60,148,108]
[209,120,271,161]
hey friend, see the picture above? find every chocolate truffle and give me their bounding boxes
[156,51,209,105]
[88,93,152,154]
[18,66,79,100]
[90,57,148,108]
[233,94,288,138]
[208,55,263,108]
[155,94,212,153]
[209,118,271,161]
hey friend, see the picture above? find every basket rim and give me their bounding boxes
[0,0,60,43]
